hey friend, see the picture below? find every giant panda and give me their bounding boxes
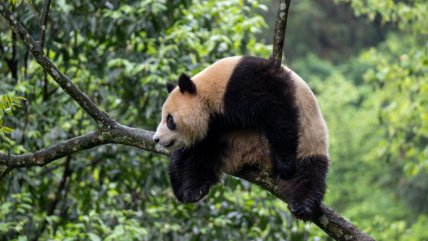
[153,56,329,220]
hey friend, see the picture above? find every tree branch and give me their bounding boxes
[0,125,165,168]
[269,0,291,68]
[0,127,373,240]
[0,2,115,127]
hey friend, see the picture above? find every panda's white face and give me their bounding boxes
[153,112,190,151]
[153,83,210,151]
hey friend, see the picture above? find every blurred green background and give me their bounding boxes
[0,0,427,240]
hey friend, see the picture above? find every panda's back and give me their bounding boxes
[222,56,328,158]
[223,56,299,128]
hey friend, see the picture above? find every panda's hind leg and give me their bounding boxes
[280,155,329,221]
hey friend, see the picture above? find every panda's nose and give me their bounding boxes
[154,137,160,143]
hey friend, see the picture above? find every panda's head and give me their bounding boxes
[153,74,210,151]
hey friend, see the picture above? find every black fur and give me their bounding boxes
[169,114,228,203]
[178,73,196,94]
[223,56,299,180]
[280,155,329,220]
[169,145,221,203]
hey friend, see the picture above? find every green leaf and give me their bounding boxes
[1,126,14,134]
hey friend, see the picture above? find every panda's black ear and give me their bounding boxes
[178,73,196,94]
[166,82,176,93]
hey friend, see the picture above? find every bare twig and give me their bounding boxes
[0,2,115,127]
[269,0,291,68]
[39,0,51,49]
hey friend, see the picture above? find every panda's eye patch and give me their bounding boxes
[166,114,176,130]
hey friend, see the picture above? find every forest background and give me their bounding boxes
[0,0,427,240]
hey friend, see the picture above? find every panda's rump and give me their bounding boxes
[288,69,329,158]
[222,56,299,131]
[221,56,328,160]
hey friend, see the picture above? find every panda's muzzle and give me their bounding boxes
[155,138,175,149]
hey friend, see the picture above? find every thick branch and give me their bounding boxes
[269,0,291,68]
[0,2,114,127]
[0,127,373,241]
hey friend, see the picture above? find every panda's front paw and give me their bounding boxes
[288,200,320,221]
[177,184,210,203]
